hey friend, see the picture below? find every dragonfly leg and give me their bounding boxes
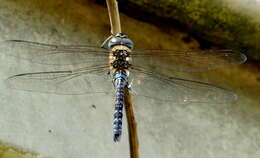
[101,35,114,49]
[127,79,138,95]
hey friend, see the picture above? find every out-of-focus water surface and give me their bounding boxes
[0,0,259,158]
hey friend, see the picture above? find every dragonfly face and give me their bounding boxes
[108,32,134,50]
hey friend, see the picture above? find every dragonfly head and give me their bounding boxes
[108,32,134,50]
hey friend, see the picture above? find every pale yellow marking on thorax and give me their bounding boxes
[108,45,132,73]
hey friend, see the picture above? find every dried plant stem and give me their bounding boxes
[105,0,121,35]
[125,89,139,158]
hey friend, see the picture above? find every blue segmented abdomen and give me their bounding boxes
[113,72,127,142]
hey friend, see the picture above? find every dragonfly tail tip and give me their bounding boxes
[113,133,121,142]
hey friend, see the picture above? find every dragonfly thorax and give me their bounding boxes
[109,45,132,83]
[111,58,131,69]
[111,50,131,69]
[113,49,129,58]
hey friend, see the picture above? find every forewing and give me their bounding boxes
[0,40,108,66]
[131,49,247,72]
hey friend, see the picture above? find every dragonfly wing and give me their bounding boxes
[0,40,108,66]
[129,67,237,104]
[129,67,240,152]
[5,66,114,95]
[131,49,247,72]
[128,70,237,154]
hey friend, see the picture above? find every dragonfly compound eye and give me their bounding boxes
[122,38,134,50]
[108,36,134,50]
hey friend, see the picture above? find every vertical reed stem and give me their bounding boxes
[125,89,139,158]
[105,0,121,35]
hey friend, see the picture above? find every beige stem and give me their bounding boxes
[105,0,121,34]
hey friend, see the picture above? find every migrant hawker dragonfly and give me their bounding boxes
[1,32,247,142]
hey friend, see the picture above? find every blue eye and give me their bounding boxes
[108,37,134,49]
[108,37,120,49]
[111,38,118,43]
[123,38,134,49]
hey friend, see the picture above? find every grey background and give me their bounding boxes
[0,0,259,158]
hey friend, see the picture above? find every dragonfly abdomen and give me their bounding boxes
[113,71,128,142]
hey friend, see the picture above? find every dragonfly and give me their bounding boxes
[1,32,247,142]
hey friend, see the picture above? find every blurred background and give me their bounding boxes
[0,0,259,158]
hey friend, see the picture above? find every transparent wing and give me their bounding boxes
[129,66,240,154]
[130,67,237,104]
[131,49,247,72]
[5,65,114,95]
[0,40,108,66]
